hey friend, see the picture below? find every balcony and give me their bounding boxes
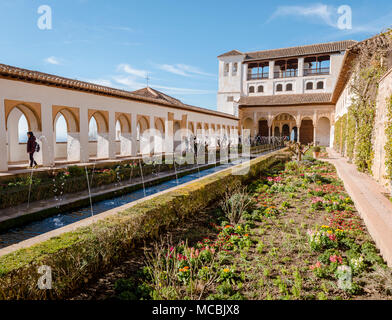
[303,67,330,76]
[247,72,269,81]
[274,69,298,79]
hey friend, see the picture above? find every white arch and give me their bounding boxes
[316,117,331,147]
[89,116,98,142]
[18,114,28,143]
[55,114,68,143]
[115,120,121,141]
[7,107,41,164]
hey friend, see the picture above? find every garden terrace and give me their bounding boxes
[0,149,287,299]
[79,155,392,300]
[0,145,276,211]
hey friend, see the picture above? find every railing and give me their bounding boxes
[247,72,269,80]
[241,136,287,147]
[303,67,330,76]
[274,70,298,78]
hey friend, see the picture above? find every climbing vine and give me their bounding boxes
[385,95,392,180]
[346,106,356,161]
[350,65,381,173]
[334,117,342,152]
[341,113,347,156]
[336,30,392,173]
[334,114,348,155]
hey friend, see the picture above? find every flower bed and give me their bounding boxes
[112,158,392,300]
[0,152,232,210]
[0,146,277,210]
[0,149,285,300]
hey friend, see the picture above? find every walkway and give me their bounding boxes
[326,148,392,267]
[0,155,144,179]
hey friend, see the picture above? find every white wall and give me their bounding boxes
[217,55,244,115]
[217,51,346,116]
[0,78,238,167]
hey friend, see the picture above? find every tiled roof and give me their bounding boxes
[243,40,357,61]
[217,50,244,58]
[132,87,185,106]
[0,63,238,120]
[332,32,392,103]
[239,93,333,107]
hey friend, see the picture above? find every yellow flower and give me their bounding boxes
[327,230,333,234]
[223,268,230,273]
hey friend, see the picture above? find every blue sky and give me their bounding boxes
[1,0,392,113]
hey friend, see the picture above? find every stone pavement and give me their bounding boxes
[0,155,143,179]
[326,148,392,267]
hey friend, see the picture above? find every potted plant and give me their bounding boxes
[313,146,321,158]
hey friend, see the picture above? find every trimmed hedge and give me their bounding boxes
[385,95,392,180]
[0,149,288,300]
[0,146,275,210]
[0,163,172,210]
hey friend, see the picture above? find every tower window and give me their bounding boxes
[286,83,293,91]
[233,63,238,74]
[224,63,229,74]
[249,86,255,93]
[317,81,324,89]
[306,82,313,90]
[257,85,264,93]
[276,84,283,92]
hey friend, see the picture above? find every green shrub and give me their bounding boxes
[0,149,286,300]
[67,166,85,177]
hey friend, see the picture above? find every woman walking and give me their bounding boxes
[27,131,38,169]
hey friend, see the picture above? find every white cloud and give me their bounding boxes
[83,78,114,87]
[111,76,214,95]
[158,64,189,77]
[45,56,61,65]
[108,26,135,33]
[113,76,145,90]
[77,63,215,97]
[117,64,148,78]
[156,63,215,78]
[269,3,392,35]
[152,84,215,95]
[268,3,337,28]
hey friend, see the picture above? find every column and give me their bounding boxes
[313,114,318,146]
[41,103,55,167]
[269,60,275,79]
[297,127,301,143]
[165,112,174,156]
[108,110,116,159]
[298,58,305,93]
[253,112,258,138]
[79,107,90,163]
[149,115,155,155]
[268,125,271,144]
[298,57,304,77]
[131,114,138,156]
[242,63,248,94]
[0,99,8,171]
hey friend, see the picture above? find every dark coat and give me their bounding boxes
[27,136,37,153]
